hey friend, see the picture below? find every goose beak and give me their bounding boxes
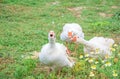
[68,31,72,38]
[49,31,55,38]
[50,33,53,37]
[71,36,77,42]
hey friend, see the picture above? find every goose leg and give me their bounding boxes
[65,42,71,55]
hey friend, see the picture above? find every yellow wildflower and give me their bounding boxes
[101,60,105,63]
[90,52,94,54]
[84,53,89,57]
[105,62,111,67]
[89,71,95,77]
[112,70,118,77]
[113,73,118,77]
[95,48,99,54]
[88,58,94,63]
[95,61,99,64]
[110,47,116,51]
[113,44,118,47]
[79,54,83,59]
[91,65,96,70]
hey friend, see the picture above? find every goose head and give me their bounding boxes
[48,31,56,43]
[70,35,84,44]
[70,36,78,42]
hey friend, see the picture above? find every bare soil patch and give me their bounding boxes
[67,6,86,18]
[111,6,119,9]
[99,12,113,18]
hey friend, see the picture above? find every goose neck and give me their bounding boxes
[49,39,55,46]
[77,38,92,48]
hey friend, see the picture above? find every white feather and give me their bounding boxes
[60,23,84,42]
[39,31,74,69]
[75,37,114,58]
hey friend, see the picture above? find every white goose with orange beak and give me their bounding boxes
[60,23,84,54]
[71,36,114,59]
[60,23,84,42]
[39,31,74,70]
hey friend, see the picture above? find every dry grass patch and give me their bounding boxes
[0,58,14,71]
[1,4,34,15]
[99,12,113,18]
[111,6,119,9]
[67,6,86,18]
[51,1,60,5]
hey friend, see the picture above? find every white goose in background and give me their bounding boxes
[60,23,84,54]
[60,23,84,42]
[39,31,74,70]
[71,36,114,58]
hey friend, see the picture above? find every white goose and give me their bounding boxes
[39,31,74,70]
[71,36,114,58]
[60,23,84,54]
[60,23,84,42]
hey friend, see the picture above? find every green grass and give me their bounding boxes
[0,0,120,79]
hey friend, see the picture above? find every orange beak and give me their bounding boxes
[72,36,77,42]
[68,32,72,38]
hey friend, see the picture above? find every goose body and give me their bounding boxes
[39,31,74,69]
[72,36,114,58]
[60,23,84,42]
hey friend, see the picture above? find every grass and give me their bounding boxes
[0,0,120,79]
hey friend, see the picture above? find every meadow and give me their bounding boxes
[0,0,120,79]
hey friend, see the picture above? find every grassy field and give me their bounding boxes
[0,0,120,79]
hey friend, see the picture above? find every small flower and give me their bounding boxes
[79,54,83,59]
[110,47,116,51]
[90,52,94,54]
[84,53,89,57]
[95,52,99,54]
[88,58,94,63]
[95,61,99,64]
[113,73,118,77]
[101,60,105,63]
[112,70,118,77]
[113,44,118,47]
[105,62,112,67]
[91,65,96,70]
[95,48,100,54]
[89,71,95,77]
